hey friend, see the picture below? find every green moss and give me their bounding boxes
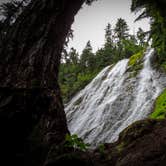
[127,51,144,77]
[98,144,106,156]
[128,51,144,67]
[104,119,157,161]
[116,142,125,153]
[150,89,166,119]
[118,119,156,144]
[161,62,166,72]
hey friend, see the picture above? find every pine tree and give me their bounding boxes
[137,28,146,47]
[80,40,95,71]
[69,47,79,65]
[114,18,129,43]
[104,23,113,48]
[114,18,129,59]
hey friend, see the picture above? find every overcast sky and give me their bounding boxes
[0,0,8,3]
[68,0,150,53]
[0,0,150,54]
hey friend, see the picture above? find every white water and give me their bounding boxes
[65,48,166,147]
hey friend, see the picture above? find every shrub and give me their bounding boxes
[64,134,90,151]
[150,89,166,119]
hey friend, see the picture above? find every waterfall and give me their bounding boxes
[65,48,166,147]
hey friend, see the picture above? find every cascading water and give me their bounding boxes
[65,48,166,147]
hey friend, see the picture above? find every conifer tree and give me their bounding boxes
[80,40,95,71]
[69,47,79,65]
[104,23,114,48]
[114,18,129,43]
[137,27,146,47]
[114,18,129,59]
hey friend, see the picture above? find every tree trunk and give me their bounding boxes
[0,0,84,165]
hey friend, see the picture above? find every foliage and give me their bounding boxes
[98,144,106,156]
[161,62,166,72]
[122,37,143,58]
[59,60,99,103]
[131,0,166,66]
[128,51,144,67]
[114,18,129,42]
[80,41,95,70]
[64,134,89,151]
[104,23,114,48]
[150,89,166,119]
[116,142,125,153]
[127,51,144,77]
[137,28,147,47]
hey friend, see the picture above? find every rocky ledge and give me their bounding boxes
[46,119,166,166]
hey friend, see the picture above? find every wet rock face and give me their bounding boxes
[38,119,166,166]
[91,119,166,166]
[115,119,166,166]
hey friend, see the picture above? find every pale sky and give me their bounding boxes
[68,0,150,54]
[0,0,7,2]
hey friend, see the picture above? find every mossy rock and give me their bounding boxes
[118,119,156,144]
[150,89,166,119]
[116,141,125,153]
[161,62,166,73]
[127,51,144,77]
[128,51,144,67]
